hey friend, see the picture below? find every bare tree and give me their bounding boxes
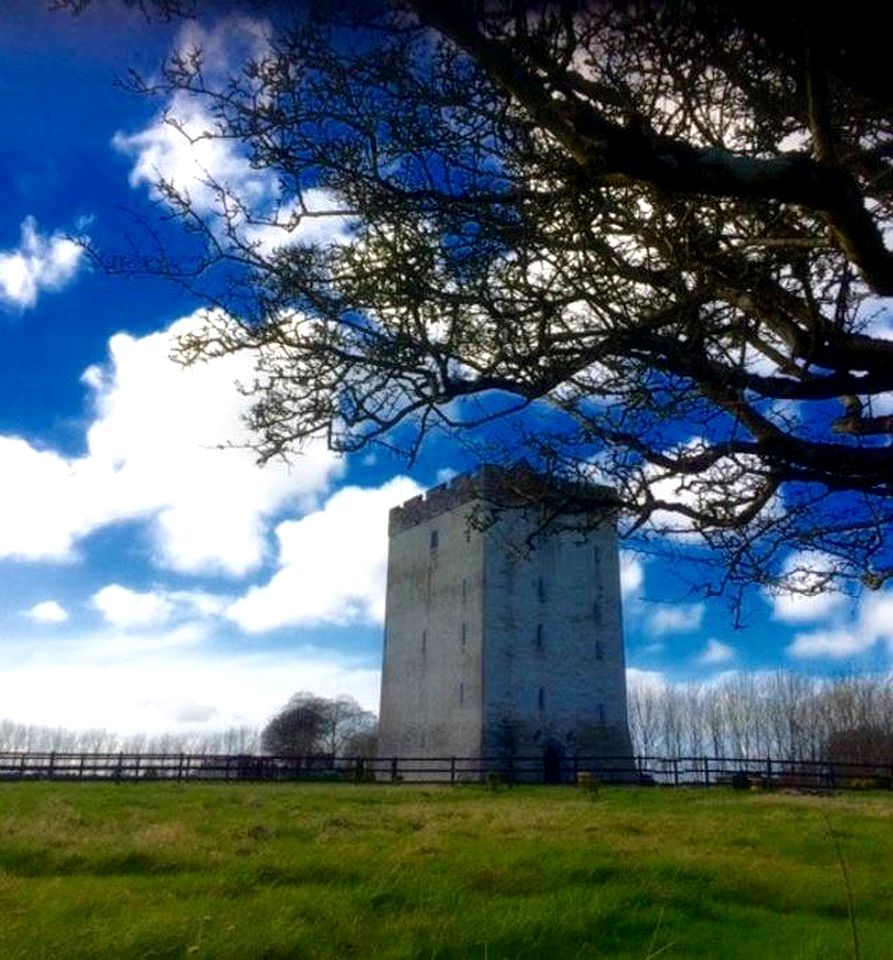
[259,692,375,756]
[83,0,893,601]
[316,695,377,756]
[260,692,328,755]
[626,672,893,760]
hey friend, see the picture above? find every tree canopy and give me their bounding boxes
[92,0,893,599]
[260,693,376,756]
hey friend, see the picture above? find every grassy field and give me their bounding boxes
[0,782,891,959]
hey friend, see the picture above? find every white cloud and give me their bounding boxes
[114,19,348,254]
[646,602,704,637]
[767,550,847,623]
[0,310,343,573]
[787,628,865,659]
[25,600,69,624]
[620,551,644,597]
[92,584,175,629]
[0,632,380,735]
[0,217,84,310]
[697,638,735,665]
[641,439,778,541]
[227,476,424,632]
[771,591,845,624]
[115,92,275,218]
[91,583,231,630]
[787,588,893,660]
[626,667,668,691]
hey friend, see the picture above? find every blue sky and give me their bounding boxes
[0,1,890,738]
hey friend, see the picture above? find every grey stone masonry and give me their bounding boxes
[378,465,633,779]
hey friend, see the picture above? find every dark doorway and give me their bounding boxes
[542,741,565,783]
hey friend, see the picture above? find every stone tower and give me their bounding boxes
[377,466,633,778]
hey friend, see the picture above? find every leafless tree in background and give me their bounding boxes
[627,671,893,761]
[63,0,892,603]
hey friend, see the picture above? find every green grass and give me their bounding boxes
[0,782,891,959]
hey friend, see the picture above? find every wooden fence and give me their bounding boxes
[1,750,891,788]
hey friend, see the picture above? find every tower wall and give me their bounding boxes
[481,509,632,763]
[378,492,485,764]
[378,467,633,777]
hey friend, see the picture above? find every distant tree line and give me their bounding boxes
[4,677,892,765]
[0,720,261,755]
[0,693,377,758]
[628,672,893,765]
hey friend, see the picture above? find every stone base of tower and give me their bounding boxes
[480,721,638,784]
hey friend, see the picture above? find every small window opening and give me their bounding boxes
[421,630,427,655]
[460,622,467,651]
[459,682,465,705]
[429,529,439,550]
[538,687,545,711]
[536,623,544,650]
[593,601,601,625]
[537,577,545,602]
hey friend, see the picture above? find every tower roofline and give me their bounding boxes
[389,464,617,535]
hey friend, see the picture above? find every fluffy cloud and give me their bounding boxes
[0,217,84,310]
[641,439,779,542]
[92,583,230,630]
[626,667,667,691]
[787,589,893,660]
[83,475,424,636]
[646,602,704,637]
[0,311,342,573]
[92,584,175,629]
[767,550,847,624]
[114,92,276,218]
[25,600,69,624]
[619,551,644,598]
[114,19,347,253]
[227,476,424,632]
[0,632,380,734]
[697,638,735,665]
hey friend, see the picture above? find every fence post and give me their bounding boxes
[450,756,456,785]
[766,756,772,785]
[672,757,679,786]
[178,753,185,782]
[48,752,55,780]
[391,757,398,782]
[703,756,709,786]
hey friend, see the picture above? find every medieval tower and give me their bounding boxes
[378,466,633,777]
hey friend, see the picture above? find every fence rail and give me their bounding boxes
[1,750,891,788]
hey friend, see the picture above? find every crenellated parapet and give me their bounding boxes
[388,464,616,535]
[388,470,487,535]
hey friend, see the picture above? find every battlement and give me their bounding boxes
[388,465,616,535]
